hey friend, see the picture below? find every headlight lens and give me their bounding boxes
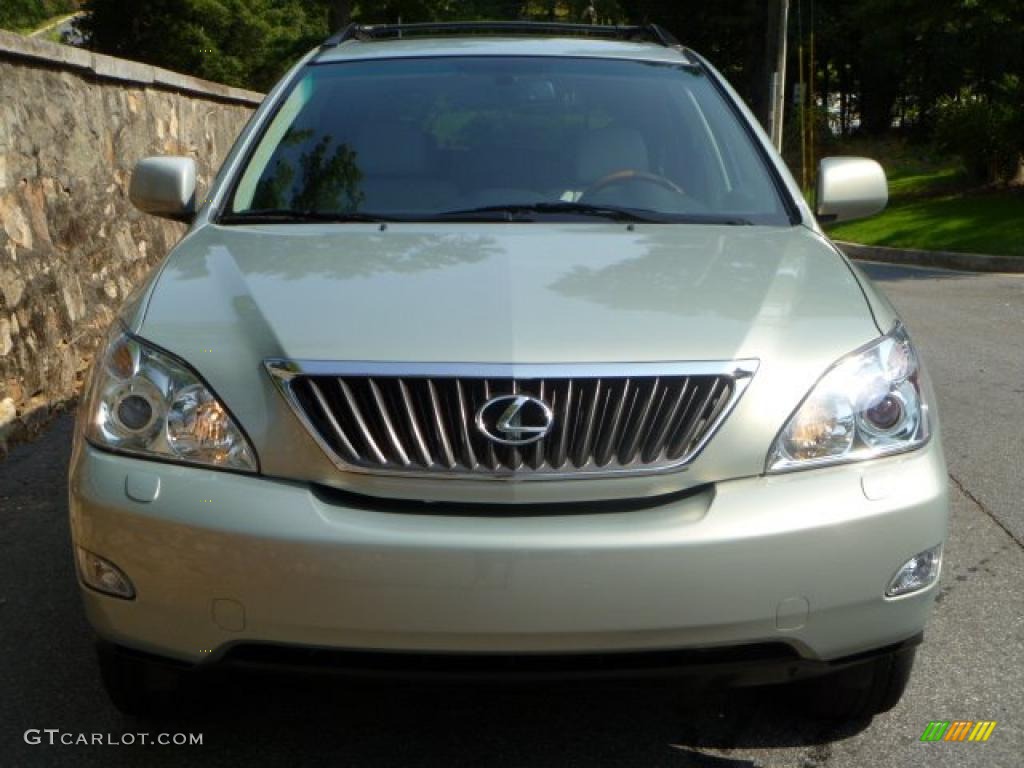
[84,327,257,471]
[767,325,930,472]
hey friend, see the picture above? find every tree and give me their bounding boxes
[77,0,333,90]
[619,0,782,128]
[328,0,353,29]
[809,0,1024,180]
[72,0,1024,179]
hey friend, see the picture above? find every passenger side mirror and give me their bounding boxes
[129,156,197,222]
[816,157,888,223]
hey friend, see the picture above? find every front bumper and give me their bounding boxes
[69,440,948,669]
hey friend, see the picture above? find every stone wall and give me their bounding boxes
[0,30,262,456]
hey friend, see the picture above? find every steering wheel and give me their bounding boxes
[579,170,685,201]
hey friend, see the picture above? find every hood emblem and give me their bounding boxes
[475,395,554,446]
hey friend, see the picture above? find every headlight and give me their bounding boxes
[84,326,257,472]
[767,324,930,472]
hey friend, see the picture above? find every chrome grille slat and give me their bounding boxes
[594,379,630,467]
[614,380,645,464]
[368,379,411,467]
[426,379,457,469]
[573,379,602,468]
[481,380,500,471]
[530,380,546,470]
[268,361,754,480]
[453,379,479,470]
[649,380,703,462]
[667,380,721,459]
[397,379,432,468]
[640,380,673,455]
[642,379,689,463]
[337,379,387,465]
[306,379,360,462]
[551,379,574,470]
[619,377,661,465]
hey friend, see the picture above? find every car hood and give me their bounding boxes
[136,222,882,502]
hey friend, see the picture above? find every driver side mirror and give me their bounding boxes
[816,157,888,223]
[129,156,197,222]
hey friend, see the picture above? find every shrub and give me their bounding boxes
[935,94,1023,184]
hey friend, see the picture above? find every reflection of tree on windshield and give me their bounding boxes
[252,130,364,213]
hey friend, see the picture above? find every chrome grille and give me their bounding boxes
[267,361,757,480]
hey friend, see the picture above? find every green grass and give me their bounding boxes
[2,6,77,36]
[823,139,1024,257]
[886,166,964,198]
[828,191,1024,256]
[39,24,64,42]
[5,15,59,34]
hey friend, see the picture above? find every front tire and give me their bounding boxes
[797,647,916,721]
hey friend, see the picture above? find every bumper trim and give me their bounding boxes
[109,633,924,688]
[310,479,712,515]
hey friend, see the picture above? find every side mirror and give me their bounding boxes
[129,156,197,222]
[816,157,888,223]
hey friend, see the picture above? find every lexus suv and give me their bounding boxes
[69,22,948,718]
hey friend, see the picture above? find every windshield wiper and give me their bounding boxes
[219,208,390,224]
[436,202,665,222]
[435,203,754,225]
[221,205,756,226]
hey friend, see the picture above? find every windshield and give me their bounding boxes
[227,56,791,224]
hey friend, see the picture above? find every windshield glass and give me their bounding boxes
[227,56,790,224]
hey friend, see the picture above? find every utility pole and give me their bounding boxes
[808,0,816,187]
[798,0,807,190]
[328,1,353,31]
[770,0,790,151]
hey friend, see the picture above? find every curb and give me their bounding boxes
[836,241,1024,274]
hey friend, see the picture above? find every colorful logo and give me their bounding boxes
[920,721,997,742]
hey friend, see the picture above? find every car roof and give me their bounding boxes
[315,36,695,66]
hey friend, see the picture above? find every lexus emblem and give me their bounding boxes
[475,395,554,446]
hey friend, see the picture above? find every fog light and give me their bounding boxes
[76,547,135,599]
[886,544,942,597]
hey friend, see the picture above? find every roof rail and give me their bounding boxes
[322,21,682,50]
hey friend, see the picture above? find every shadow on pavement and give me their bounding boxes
[99,670,871,765]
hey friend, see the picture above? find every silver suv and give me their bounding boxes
[69,22,948,719]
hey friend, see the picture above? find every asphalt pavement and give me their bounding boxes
[0,262,1021,767]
